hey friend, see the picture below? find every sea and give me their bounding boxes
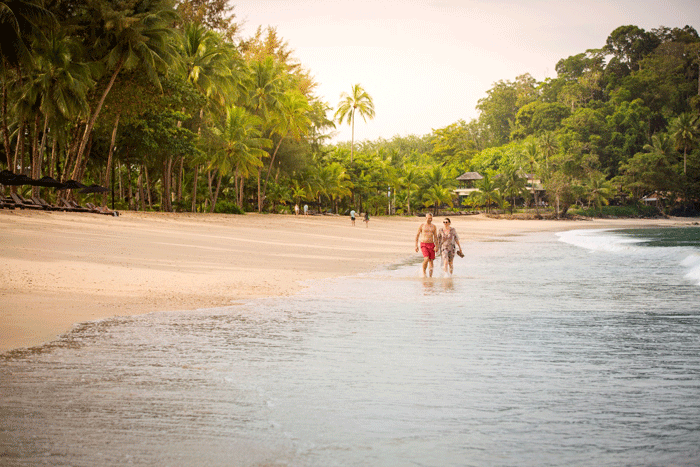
[1,226,700,467]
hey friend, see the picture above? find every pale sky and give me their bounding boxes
[236,0,700,143]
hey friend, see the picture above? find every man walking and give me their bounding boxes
[415,213,438,277]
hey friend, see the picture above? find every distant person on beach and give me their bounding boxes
[415,213,438,277]
[303,204,308,216]
[363,212,369,228]
[437,217,463,275]
[294,204,299,216]
[350,209,356,226]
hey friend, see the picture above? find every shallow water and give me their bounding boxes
[1,228,700,466]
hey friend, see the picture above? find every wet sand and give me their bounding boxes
[0,209,692,352]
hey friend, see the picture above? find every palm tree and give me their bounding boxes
[500,166,527,214]
[247,56,284,119]
[423,165,456,191]
[0,0,55,166]
[290,179,307,205]
[334,83,375,163]
[178,22,240,211]
[399,166,422,215]
[422,185,453,215]
[538,131,557,173]
[212,105,270,210]
[670,113,699,175]
[247,56,285,211]
[267,180,292,212]
[472,172,499,213]
[179,22,239,109]
[643,133,676,161]
[325,162,353,213]
[20,31,93,193]
[0,0,53,69]
[261,88,311,209]
[586,172,613,215]
[70,0,179,180]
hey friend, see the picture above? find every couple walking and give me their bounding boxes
[415,213,463,277]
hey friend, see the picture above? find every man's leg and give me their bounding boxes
[428,258,434,277]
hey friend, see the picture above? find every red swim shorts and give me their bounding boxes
[420,242,435,260]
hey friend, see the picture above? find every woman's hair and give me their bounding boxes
[444,218,451,224]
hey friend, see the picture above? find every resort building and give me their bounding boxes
[454,172,483,205]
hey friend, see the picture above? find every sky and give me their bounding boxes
[235,0,700,143]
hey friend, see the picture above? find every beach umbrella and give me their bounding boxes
[30,176,64,188]
[79,184,109,194]
[0,173,35,186]
[0,170,17,184]
[59,179,87,190]
[79,184,109,204]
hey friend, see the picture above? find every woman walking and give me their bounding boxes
[437,218,463,275]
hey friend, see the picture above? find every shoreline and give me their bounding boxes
[1,209,696,352]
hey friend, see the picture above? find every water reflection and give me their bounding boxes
[420,276,455,295]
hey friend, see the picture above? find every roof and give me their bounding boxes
[456,172,483,181]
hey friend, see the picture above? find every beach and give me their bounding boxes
[0,209,693,352]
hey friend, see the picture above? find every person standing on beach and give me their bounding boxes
[303,204,308,216]
[294,204,299,216]
[437,218,463,275]
[350,209,356,226]
[415,213,438,277]
[363,212,370,228]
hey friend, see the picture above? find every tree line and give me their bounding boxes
[2,0,699,217]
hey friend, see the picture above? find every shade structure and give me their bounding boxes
[31,176,64,188]
[0,170,16,184]
[79,184,109,194]
[0,172,35,186]
[59,179,87,190]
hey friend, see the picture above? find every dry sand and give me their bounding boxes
[1,209,693,352]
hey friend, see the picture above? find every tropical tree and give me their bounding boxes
[261,88,311,209]
[399,165,423,215]
[499,166,528,214]
[178,22,239,109]
[290,179,307,205]
[422,185,453,214]
[70,0,179,180]
[212,105,270,210]
[20,31,93,193]
[471,172,499,213]
[423,164,457,192]
[247,55,285,211]
[325,161,353,213]
[586,172,613,214]
[334,83,375,163]
[0,0,55,165]
[670,112,699,174]
[178,21,239,210]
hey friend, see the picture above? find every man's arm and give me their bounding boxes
[415,224,423,251]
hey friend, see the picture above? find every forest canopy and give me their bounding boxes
[1,0,699,217]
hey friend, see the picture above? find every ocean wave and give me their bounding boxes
[558,229,700,287]
[682,253,700,286]
[555,229,646,253]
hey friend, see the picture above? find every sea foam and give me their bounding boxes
[556,229,646,253]
[558,228,700,287]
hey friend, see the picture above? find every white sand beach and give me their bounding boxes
[0,209,693,352]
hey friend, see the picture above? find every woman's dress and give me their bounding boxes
[437,227,459,261]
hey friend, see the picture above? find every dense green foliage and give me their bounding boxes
[1,1,699,217]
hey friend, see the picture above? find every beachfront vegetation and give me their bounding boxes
[1,1,699,218]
